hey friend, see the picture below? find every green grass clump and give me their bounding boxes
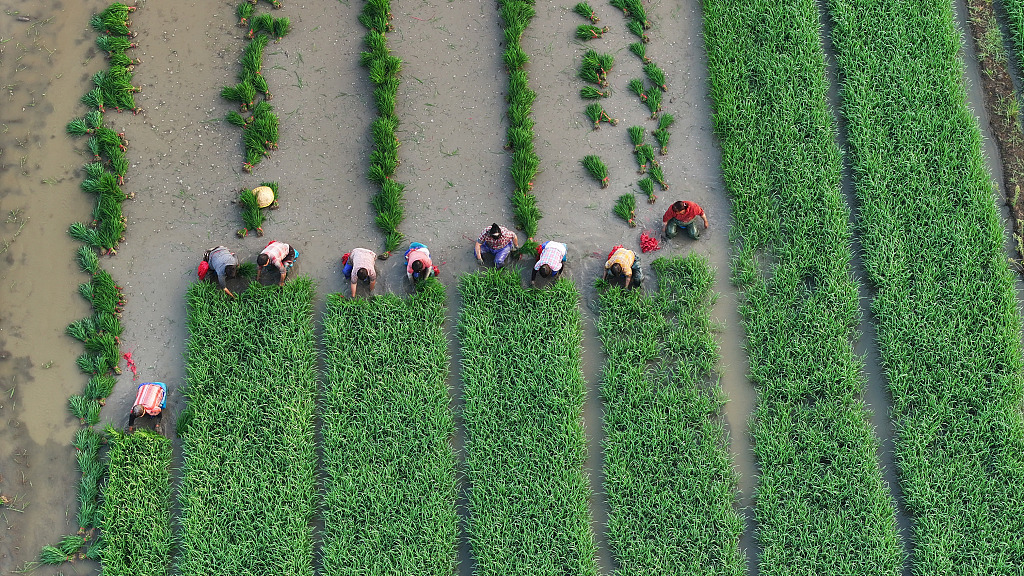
[101,429,171,576]
[599,255,743,574]
[701,0,903,573]
[321,278,457,574]
[179,279,317,576]
[828,0,1024,572]
[458,269,597,576]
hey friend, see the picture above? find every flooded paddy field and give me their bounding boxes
[0,0,1019,574]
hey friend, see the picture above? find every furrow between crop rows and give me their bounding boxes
[458,270,596,576]
[320,278,457,575]
[179,279,317,576]
[598,254,744,575]
[828,1,1024,573]
[701,0,903,574]
[101,429,172,576]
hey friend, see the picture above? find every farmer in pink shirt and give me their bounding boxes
[256,240,298,286]
[343,247,378,297]
[531,241,567,287]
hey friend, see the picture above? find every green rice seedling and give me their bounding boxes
[96,35,138,56]
[180,279,317,576]
[371,115,398,148]
[458,270,597,575]
[222,81,257,111]
[580,49,610,86]
[610,0,629,15]
[628,125,645,149]
[39,545,71,565]
[77,494,100,532]
[576,24,609,40]
[613,194,636,226]
[627,20,649,42]
[225,110,248,127]
[643,62,667,91]
[85,374,116,402]
[83,161,105,179]
[584,103,616,128]
[57,534,86,557]
[82,88,105,111]
[102,429,171,576]
[108,52,140,69]
[582,154,609,187]
[94,311,122,336]
[237,1,254,26]
[69,221,101,249]
[578,62,603,85]
[648,163,667,190]
[242,34,268,71]
[271,16,290,41]
[358,7,393,33]
[575,1,599,22]
[506,125,533,150]
[511,147,539,187]
[373,81,399,117]
[75,353,102,376]
[76,245,100,275]
[594,50,614,75]
[320,280,456,575]
[84,332,119,373]
[68,395,101,424]
[67,316,98,342]
[243,143,263,172]
[628,41,650,63]
[504,45,529,70]
[89,269,121,315]
[251,113,279,150]
[67,117,90,136]
[652,113,673,154]
[86,538,104,561]
[634,143,654,174]
[628,78,647,101]
[247,12,273,38]
[236,261,257,279]
[644,85,661,118]
[623,0,648,28]
[580,86,609,99]
[702,1,903,572]
[637,176,655,203]
[73,427,103,456]
[368,55,402,85]
[95,216,126,254]
[599,255,744,574]
[239,186,264,237]
[512,189,541,238]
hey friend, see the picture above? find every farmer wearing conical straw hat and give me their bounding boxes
[603,245,644,289]
[475,223,519,268]
[256,240,298,286]
[201,246,239,299]
[342,247,378,297]
[128,382,166,433]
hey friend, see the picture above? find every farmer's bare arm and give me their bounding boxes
[474,241,483,262]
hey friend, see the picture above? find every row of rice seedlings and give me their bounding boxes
[360,0,405,256]
[597,254,744,575]
[320,278,457,575]
[458,269,597,576]
[1002,0,1024,92]
[179,278,317,576]
[101,429,171,576]
[236,181,279,237]
[610,0,649,34]
[828,1,1024,572]
[500,0,541,239]
[223,5,289,172]
[701,0,903,573]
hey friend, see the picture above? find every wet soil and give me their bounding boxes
[0,0,1018,574]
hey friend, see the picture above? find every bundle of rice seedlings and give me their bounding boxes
[649,163,668,190]
[73,427,104,455]
[82,88,105,111]
[629,41,651,63]
[574,1,599,23]
[221,80,257,111]
[576,24,610,40]
[85,374,117,402]
[580,49,613,86]
[644,86,662,118]
[247,13,273,38]
[638,176,656,203]
[628,78,647,101]
[628,20,650,43]
[68,395,101,425]
[582,155,609,187]
[652,113,673,154]
[585,103,616,128]
[76,245,100,275]
[69,222,102,249]
[271,16,290,41]
[238,186,264,238]
[614,194,637,227]
[624,0,648,28]
[635,144,657,174]
[628,125,645,149]
[643,62,667,91]
[94,311,122,336]
[67,317,98,343]
[580,86,609,99]
[237,2,254,26]
[96,35,138,56]
[610,0,629,16]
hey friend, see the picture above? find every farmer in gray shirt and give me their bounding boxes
[203,246,239,298]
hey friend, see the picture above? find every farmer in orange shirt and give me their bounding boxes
[128,381,166,433]
[662,200,710,240]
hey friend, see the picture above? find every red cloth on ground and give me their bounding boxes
[640,232,660,253]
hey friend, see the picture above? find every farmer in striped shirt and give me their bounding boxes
[256,240,298,286]
[603,245,643,289]
[128,382,166,433]
[474,223,519,268]
[531,240,567,287]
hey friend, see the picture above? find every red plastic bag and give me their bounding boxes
[197,260,209,280]
[640,232,660,253]
[341,252,350,267]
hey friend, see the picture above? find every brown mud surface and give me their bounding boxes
[0,0,1016,574]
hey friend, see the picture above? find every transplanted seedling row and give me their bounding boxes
[179,279,317,576]
[597,254,744,575]
[828,0,1024,572]
[100,429,172,576]
[320,278,457,575]
[359,0,405,256]
[458,269,597,576]
[702,0,903,573]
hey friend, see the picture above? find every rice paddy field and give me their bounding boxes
[1,0,1024,574]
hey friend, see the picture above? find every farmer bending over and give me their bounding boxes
[201,246,239,298]
[405,242,438,282]
[662,200,710,240]
[531,240,567,287]
[343,247,378,297]
[257,240,298,286]
[475,223,519,268]
[128,381,166,433]
[604,245,643,289]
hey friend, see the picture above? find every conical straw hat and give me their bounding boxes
[252,186,275,208]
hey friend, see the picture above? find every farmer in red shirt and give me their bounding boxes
[662,200,710,240]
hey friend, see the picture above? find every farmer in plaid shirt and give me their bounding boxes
[474,223,519,268]
[531,240,567,286]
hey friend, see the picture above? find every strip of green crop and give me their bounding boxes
[828,1,1024,573]
[179,279,317,576]
[458,270,596,576]
[1002,0,1024,87]
[101,429,172,576]
[320,278,457,575]
[598,255,743,575]
[701,1,902,574]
